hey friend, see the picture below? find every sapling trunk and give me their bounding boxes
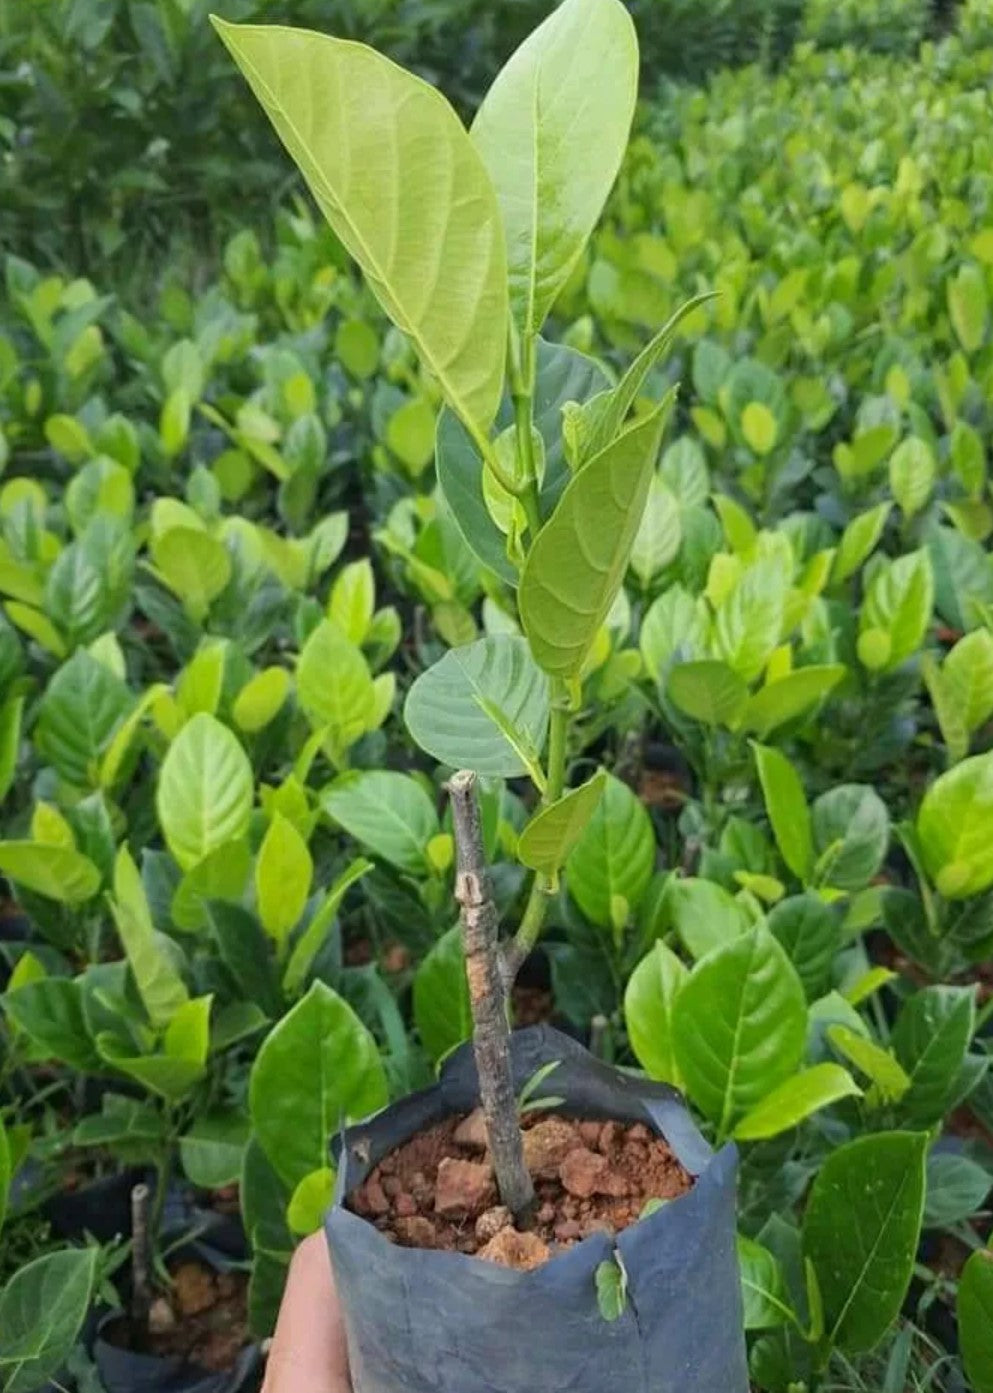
[130,1181,153,1334]
[448,769,535,1220]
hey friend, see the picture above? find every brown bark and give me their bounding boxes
[130,1181,153,1331]
[447,770,535,1220]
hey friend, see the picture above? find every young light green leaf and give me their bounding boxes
[827,1026,910,1105]
[568,295,715,466]
[0,841,102,905]
[157,713,254,872]
[287,1166,336,1236]
[518,770,607,880]
[233,666,291,733]
[282,858,373,998]
[673,926,807,1141]
[733,1064,861,1141]
[739,665,845,738]
[858,548,934,673]
[329,559,375,645]
[802,1132,927,1355]
[256,812,313,945]
[917,750,993,898]
[624,941,688,1088]
[753,743,812,883]
[667,659,748,728]
[0,694,22,804]
[713,559,785,685]
[404,635,549,778]
[213,19,507,441]
[470,0,637,339]
[520,398,672,677]
[831,503,891,584]
[111,844,189,1029]
[943,628,993,733]
[296,619,375,764]
[249,980,388,1188]
[151,527,231,621]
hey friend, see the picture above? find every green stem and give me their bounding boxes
[503,680,571,981]
[510,331,542,540]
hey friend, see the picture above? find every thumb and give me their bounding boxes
[263,1232,352,1393]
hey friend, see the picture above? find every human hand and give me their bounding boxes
[263,1232,353,1392]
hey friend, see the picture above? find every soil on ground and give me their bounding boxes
[349,1111,692,1271]
[104,1260,250,1370]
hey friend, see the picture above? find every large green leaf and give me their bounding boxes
[767,894,840,1000]
[180,1110,251,1189]
[892,985,977,1125]
[2,979,101,1072]
[753,743,812,882]
[673,926,807,1140]
[213,19,507,441]
[249,979,388,1188]
[0,1248,99,1393]
[917,750,993,898]
[470,0,635,338]
[413,925,471,1064]
[157,713,254,872]
[517,770,606,879]
[35,649,134,787]
[520,399,671,677]
[959,1248,993,1393]
[623,941,688,1088]
[110,844,189,1029]
[0,841,102,905]
[404,635,549,777]
[437,340,610,580]
[802,1132,927,1355]
[323,771,438,876]
[565,772,654,931]
[811,784,889,892]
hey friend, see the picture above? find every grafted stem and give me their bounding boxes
[448,770,535,1220]
[130,1181,153,1333]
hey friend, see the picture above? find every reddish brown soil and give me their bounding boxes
[350,1112,692,1270]
[104,1261,249,1370]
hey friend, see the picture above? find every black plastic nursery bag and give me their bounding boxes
[325,1024,748,1393]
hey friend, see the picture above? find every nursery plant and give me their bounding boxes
[213,0,759,1387]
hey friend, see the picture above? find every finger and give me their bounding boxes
[263,1232,352,1393]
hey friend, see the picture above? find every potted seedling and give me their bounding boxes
[216,0,747,1388]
